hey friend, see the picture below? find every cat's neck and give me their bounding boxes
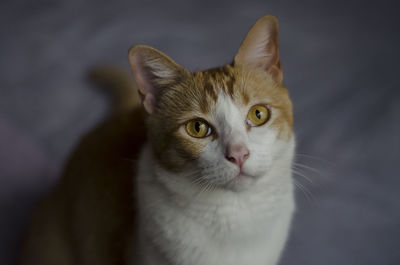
[135,143,295,265]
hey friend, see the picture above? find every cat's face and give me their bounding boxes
[147,65,293,191]
[129,15,293,191]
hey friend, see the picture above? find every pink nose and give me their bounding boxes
[225,144,250,168]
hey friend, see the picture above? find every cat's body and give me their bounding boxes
[21,15,295,265]
[21,109,146,265]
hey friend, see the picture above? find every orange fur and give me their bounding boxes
[20,15,293,265]
[20,109,146,265]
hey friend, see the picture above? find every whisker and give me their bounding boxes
[293,162,322,176]
[293,179,314,202]
[292,169,313,184]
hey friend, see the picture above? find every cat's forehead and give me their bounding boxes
[197,65,237,101]
[190,64,278,113]
[193,64,247,107]
[158,64,285,125]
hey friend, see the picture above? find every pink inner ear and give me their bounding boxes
[130,54,159,114]
[129,46,190,114]
[143,93,155,114]
[132,56,155,98]
[268,65,283,83]
[234,15,282,82]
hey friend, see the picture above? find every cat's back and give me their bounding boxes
[20,107,147,265]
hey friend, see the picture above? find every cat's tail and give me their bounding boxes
[88,66,141,114]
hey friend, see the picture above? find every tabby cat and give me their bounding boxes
[21,15,295,265]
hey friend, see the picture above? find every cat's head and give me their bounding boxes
[129,15,294,191]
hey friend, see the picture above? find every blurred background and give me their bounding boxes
[1,0,399,264]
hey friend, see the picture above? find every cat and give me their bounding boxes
[20,15,295,265]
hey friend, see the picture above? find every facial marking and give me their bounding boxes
[148,63,294,191]
[215,91,248,148]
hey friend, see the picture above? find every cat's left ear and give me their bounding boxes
[128,45,190,114]
[234,15,282,83]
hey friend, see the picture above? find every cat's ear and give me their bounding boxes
[128,45,189,114]
[234,15,282,83]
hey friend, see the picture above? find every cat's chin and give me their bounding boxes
[222,172,258,192]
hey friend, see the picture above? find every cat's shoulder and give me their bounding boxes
[60,107,147,195]
[64,107,147,263]
[21,108,147,265]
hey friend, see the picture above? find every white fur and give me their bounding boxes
[134,92,295,265]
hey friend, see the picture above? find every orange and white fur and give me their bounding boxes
[20,15,295,265]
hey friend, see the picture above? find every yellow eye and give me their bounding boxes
[185,120,211,138]
[247,105,270,126]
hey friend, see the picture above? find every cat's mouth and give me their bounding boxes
[235,171,256,180]
[194,164,259,191]
[220,171,258,191]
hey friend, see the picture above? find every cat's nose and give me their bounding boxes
[225,144,250,168]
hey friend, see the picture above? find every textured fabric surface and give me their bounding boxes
[1,0,399,264]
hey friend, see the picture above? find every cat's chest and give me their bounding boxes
[179,197,280,238]
[140,200,292,265]
[136,146,294,265]
[140,192,293,265]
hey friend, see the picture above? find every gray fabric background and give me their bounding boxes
[1,0,399,264]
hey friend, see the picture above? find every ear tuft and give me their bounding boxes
[234,15,282,83]
[128,45,189,113]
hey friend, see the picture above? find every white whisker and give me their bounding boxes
[292,169,313,184]
[293,162,322,175]
[293,179,314,201]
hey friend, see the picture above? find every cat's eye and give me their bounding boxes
[247,105,270,126]
[185,120,212,138]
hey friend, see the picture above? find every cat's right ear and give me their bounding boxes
[128,45,189,114]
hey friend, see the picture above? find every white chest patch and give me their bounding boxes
[135,136,295,265]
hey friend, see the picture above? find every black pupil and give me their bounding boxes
[255,109,261,119]
[195,121,201,132]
